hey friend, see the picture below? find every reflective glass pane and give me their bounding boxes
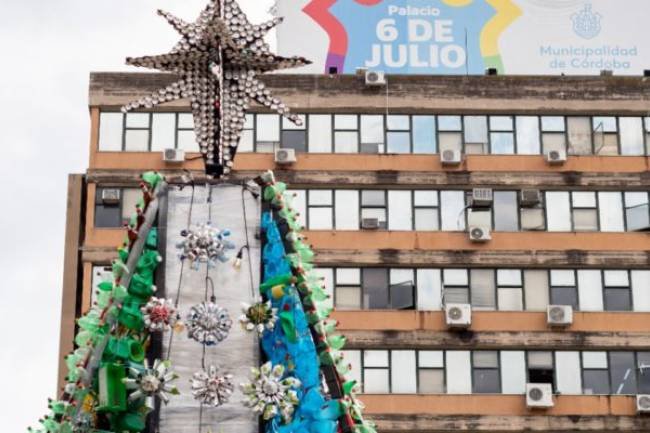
[362,268,389,309]
[498,288,523,310]
[463,116,488,144]
[490,116,513,131]
[444,288,469,304]
[151,113,175,151]
[637,352,650,393]
[418,369,445,393]
[414,208,438,230]
[493,191,518,231]
[604,270,629,287]
[521,208,545,231]
[470,269,495,310]
[440,190,466,231]
[474,351,498,368]
[438,132,462,152]
[551,270,575,286]
[120,189,141,222]
[416,269,442,310]
[178,113,194,129]
[99,112,123,151]
[419,351,444,368]
[178,130,198,151]
[335,115,357,130]
[551,286,578,309]
[609,352,637,395]
[387,132,410,153]
[414,190,438,206]
[387,115,409,130]
[593,116,617,132]
[124,130,149,151]
[244,114,254,129]
[528,351,553,368]
[572,191,597,208]
[126,112,149,128]
[335,286,361,309]
[598,192,624,232]
[583,352,608,369]
[542,133,566,154]
[256,114,280,141]
[524,270,549,311]
[619,117,644,155]
[283,114,305,130]
[364,350,389,367]
[567,116,592,155]
[490,132,515,154]
[391,351,417,393]
[473,369,500,393]
[360,115,384,144]
[362,190,386,206]
[308,115,332,153]
[498,269,522,286]
[363,369,389,393]
[412,115,436,154]
[281,130,306,151]
[516,116,541,155]
[308,207,333,230]
[444,269,468,286]
[604,288,632,311]
[310,190,333,206]
[541,116,565,132]
[594,131,618,155]
[438,115,461,131]
[573,209,598,231]
[334,131,358,153]
[583,370,610,394]
[337,268,361,285]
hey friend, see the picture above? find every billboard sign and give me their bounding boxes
[276,0,645,75]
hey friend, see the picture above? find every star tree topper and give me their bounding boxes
[122,0,310,177]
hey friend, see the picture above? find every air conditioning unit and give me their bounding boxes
[361,218,380,230]
[163,148,185,163]
[471,188,493,208]
[101,189,121,205]
[275,148,297,164]
[365,70,386,86]
[520,189,542,207]
[441,149,462,165]
[547,305,573,327]
[636,394,650,413]
[445,303,471,328]
[545,149,566,165]
[468,226,491,242]
[526,383,554,408]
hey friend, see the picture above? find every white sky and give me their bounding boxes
[0,1,273,430]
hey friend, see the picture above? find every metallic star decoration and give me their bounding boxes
[122,0,311,177]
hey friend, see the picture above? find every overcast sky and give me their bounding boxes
[0,1,273,430]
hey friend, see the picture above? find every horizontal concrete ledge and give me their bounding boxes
[314,249,650,268]
[369,413,650,432]
[334,311,650,334]
[361,394,638,416]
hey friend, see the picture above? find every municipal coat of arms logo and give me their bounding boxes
[572,4,602,39]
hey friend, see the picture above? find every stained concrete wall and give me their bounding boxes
[160,184,260,433]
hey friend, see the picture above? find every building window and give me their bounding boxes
[515,116,541,155]
[567,116,593,155]
[609,352,637,394]
[255,114,280,153]
[497,269,524,311]
[463,115,488,154]
[418,351,445,393]
[124,113,151,151]
[571,191,598,231]
[638,352,650,393]
[527,351,554,388]
[412,115,436,154]
[413,191,440,230]
[176,113,197,151]
[307,190,333,230]
[592,116,619,155]
[540,116,566,154]
[520,191,546,231]
[619,117,644,155]
[334,190,359,230]
[550,270,578,309]
[624,192,650,231]
[645,117,650,155]
[582,352,610,395]
[360,115,384,153]
[472,351,501,393]
[389,269,416,310]
[362,268,390,309]
[238,114,254,152]
[281,114,307,152]
[493,191,519,231]
[94,187,141,228]
[360,190,387,229]
[443,269,469,304]
[470,269,496,310]
[523,270,549,311]
[545,191,571,232]
[363,350,390,393]
[438,115,462,155]
[489,116,515,154]
[334,268,362,310]
[598,192,624,232]
[91,264,113,307]
[334,115,359,153]
[386,115,411,153]
[308,114,332,153]
[151,113,176,151]
[98,112,124,151]
[440,190,467,231]
[603,270,632,311]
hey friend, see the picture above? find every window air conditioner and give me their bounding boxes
[468,226,491,242]
[471,188,493,208]
[274,148,297,164]
[365,70,386,86]
[526,383,554,408]
[520,189,542,207]
[361,218,380,230]
[441,149,462,165]
[445,303,471,328]
[101,189,121,205]
[163,148,185,163]
[547,305,573,327]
